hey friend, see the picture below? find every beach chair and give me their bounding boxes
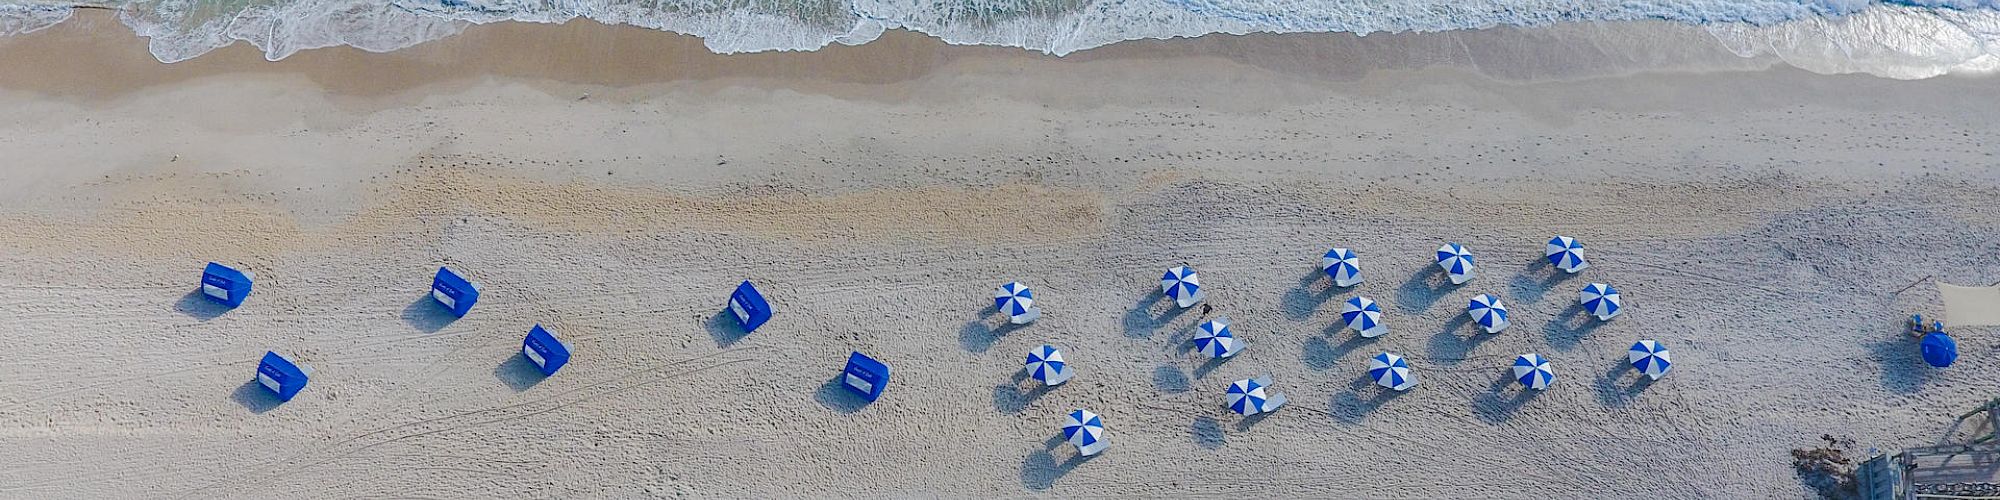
[842,352,890,402]
[201,262,254,308]
[522,324,571,376]
[728,281,772,333]
[430,266,479,317]
[256,351,311,402]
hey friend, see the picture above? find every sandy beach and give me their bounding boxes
[2,13,1999,498]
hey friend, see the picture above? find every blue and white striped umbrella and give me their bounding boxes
[1063,409,1107,456]
[1468,294,1510,333]
[1341,296,1386,338]
[1193,317,1244,358]
[1226,376,1288,415]
[1579,283,1622,321]
[1436,243,1476,284]
[1160,266,1204,308]
[1512,353,1555,390]
[1026,344,1073,386]
[1321,248,1363,287]
[1628,340,1671,380]
[1546,236,1589,274]
[994,282,1040,324]
[1369,352,1416,391]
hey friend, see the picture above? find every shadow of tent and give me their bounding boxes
[1868,334,1933,394]
[494,353,546,392]
[232,379,282,414]
[815,375,870,414]
[175,289,230,321]
[402,295,457,333]
[706,310,750,347]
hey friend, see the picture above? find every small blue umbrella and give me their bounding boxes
[1579,283,1622,321]
[1467,294,1510,333]
[1026,344,1073,386]
[1436,243,1476,284]
[1369,352,1416,391]
[1629,340,1672,380]
[1063,409,1107,456]
[1341,296,1386,338]
[994,282,1040,324]
[1225,376,1288,415]
[1193,317,1244,358]
[1512,353,1554,390]
[1922,332,1958,368]
[1321,248,1363,287]
[1160,266,1204,308]
[1545,236,1589,274]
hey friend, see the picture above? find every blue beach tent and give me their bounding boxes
[728,281,773,333]
[430,266,479,317]
[201,262,253,308]
[256,351,309,402]
[842,351,891,402]
[522,324,572,376]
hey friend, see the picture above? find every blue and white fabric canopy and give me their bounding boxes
[1193,317,1244,358]
[1026,344,1073,386]
[1628,340,1672,380]
[1546,236,1589,274]
[1579,283,1622,321]
[1160,266,1204,308]
[1436,243,1476,285]
[1225,376,1288,416]
[1467,294,1511,333]
[1322,248,1363,287]
[1512,353,1555,390]
[1341,296,1386,338]
[1369,352,1417,391]
[1064,409,1108,456]
[994,282,1041,324]
[1922,332,1959,368]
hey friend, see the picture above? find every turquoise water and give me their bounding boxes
[2,0,1997,78]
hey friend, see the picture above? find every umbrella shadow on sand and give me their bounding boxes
[1542,304,1604,351]
[1123,292,1192,339]
[1593,360,1656,408]
[1506,257,1579,306]
[1190,416,1226,449]
[994,372,1055,414]
[1328,375,1407,425]
[1473,372,1542,424]
[1152,365,1193,394]
[1281,268,1341,321]
[1869,335,1934,394]
[1426,314,1491,364]
[960,319,1027,354]
[1303,334,1374,372]
[1395,266,1454,314]
[1022,436,1095,491]
[175,290,231,321]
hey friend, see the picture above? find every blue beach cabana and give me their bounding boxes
[201,262,254,308]
[256,351,309,402]
[430,266,479,317]
[522,324,571,376]
[843,352,891,402]
[728,281,773,333]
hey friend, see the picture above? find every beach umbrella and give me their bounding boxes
[1321,248,1363,287]
[1546,236,1589,273]
[1193,317,1244,358]
[1579,283,1622,321]
[1922,332,1959,368]
[1436,243,1476,284]
[1369,352,1416,391]
[994,282,1041,324]
[1225,376,1289,416]
[1161,266,1204,308]
[1628,340,1672,380]
[1063,409,1108,456]
[1341,296,1386,338]
[1467,294,1511,333]
[1025,344,1073,386]
[1512,353,1555,390]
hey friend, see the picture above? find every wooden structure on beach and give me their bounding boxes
[1863,398,2000,499]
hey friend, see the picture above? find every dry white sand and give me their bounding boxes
[2,16,2000,499]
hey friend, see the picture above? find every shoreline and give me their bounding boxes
[0,12,1997,498]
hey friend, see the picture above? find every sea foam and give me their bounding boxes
[1,0,1997,79]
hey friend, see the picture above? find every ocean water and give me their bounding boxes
[1,0,1996,78]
